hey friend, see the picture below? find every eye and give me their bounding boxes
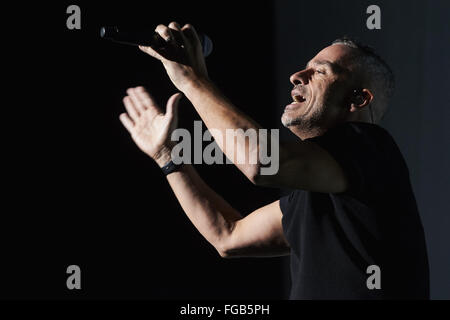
[316,69,325,75]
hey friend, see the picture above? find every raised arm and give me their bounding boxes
[139,22,264,181]
[119,87,289,257]
[139,22,348,193]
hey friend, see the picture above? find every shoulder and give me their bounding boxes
[308,121,407,196]
[309,121,400,161]
[279,189,303,215]
[316,121,393,143]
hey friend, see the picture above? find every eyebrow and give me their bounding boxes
[305,60,346,74]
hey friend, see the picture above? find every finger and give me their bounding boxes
[181,24,201,49]
[119,113,134,133]
[123,96,140,121]
[168,21,186,45]
[155,24,176,44]
[128,87,163,118]
[168,21,182,30]
[126,88,145,113]
[127,87,152,112]
[133,86,157,108]
[166,92,183,120]
[138,45,166,61]
[126,88,147,114]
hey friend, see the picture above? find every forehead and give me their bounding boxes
[307,44,356,71]
[314,44,354,63]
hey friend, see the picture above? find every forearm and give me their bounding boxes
[139,22,278,182]
[155,153,242,254]
[184,77,261,130]
[182,77,266,181]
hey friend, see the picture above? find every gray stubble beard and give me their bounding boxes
[282,105,324,134]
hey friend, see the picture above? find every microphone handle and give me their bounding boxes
[100,26,213,57]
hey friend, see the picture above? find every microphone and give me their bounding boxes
[100,26,213,57]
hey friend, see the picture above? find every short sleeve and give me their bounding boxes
[307,122,396,198]
[279,191,295,215]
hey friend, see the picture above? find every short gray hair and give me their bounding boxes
[332,36,395,123]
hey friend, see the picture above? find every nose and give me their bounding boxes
[290,69,311,86]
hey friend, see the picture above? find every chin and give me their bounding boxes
[282,112,304,128]
[281,114,292,127]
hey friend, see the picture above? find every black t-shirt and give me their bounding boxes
[279,122,429,299]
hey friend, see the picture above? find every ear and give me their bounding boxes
[350,88,374,112]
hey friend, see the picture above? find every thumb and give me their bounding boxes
[139,45,166,62]
[166,92,183,120]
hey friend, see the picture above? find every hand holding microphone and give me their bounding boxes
[100,25,213,57]
[101,22,211,92]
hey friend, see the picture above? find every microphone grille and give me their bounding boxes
[199,33,213,57]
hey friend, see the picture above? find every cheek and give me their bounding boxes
[322,81,346,105]
[306,85,321,110]
[317,85,334,105]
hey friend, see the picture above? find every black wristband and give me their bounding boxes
[161,159,183,176]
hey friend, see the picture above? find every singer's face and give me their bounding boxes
[282,44,356,132]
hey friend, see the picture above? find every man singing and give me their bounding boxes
[118,22,429,299]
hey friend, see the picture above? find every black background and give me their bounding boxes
[2,0,449,300]
[2,1,286,299]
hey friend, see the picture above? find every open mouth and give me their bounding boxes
[292,95,306,103]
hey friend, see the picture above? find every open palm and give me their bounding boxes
[119,86,182,160]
